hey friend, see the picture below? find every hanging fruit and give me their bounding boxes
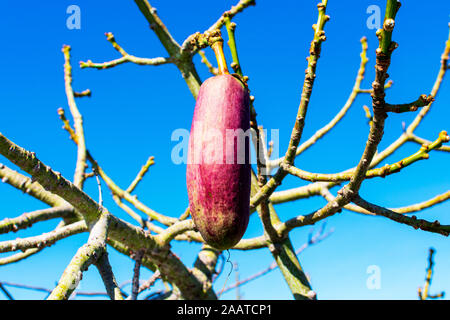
[186,33,251,250]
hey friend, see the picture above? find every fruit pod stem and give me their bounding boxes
[211,40,229,75]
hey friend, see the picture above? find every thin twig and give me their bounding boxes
[57,108,177,226]
[0,281,110,298]
[93,167,103,207]
[0,206,73,235]
[418,248,445,300]
[0,221,87,253]
[223,225,333,293]
[80,33,172,69]
[62,45,88,189]
[0,283,14,300]
[352,196,450,236]
[198,50,218,75]
[126,156,155,194]
[283,131,449,182]
[268,36,369,170]
[138,270,161,294]
[128,250,145,300]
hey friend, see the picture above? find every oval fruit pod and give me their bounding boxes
[186,74,251,250]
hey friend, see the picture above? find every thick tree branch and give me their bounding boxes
[0,132,213,299]
[0,163,70,209]
[48,213,110,300]
[191,245,220,300]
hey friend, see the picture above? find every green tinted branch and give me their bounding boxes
[80,33,172,69]
[385,94,434,113]
[126,156,155,194]
[0,206,73,235]
[353,196,450,236]
[48,213,110,300]
[0,220,87,253]
[283,131,449,182]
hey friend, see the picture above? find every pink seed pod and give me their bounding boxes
[186,74,251,250]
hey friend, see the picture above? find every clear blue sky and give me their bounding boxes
[0,0,449,300]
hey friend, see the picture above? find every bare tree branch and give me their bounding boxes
[223,225,333,294]
[80,33,172,69]
[0,206,73,235]
[0,220,87,253]
[62,45,88,190]
[418,248,445,300]
[352,196,450,236]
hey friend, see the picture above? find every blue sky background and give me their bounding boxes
[0,0,449,300]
